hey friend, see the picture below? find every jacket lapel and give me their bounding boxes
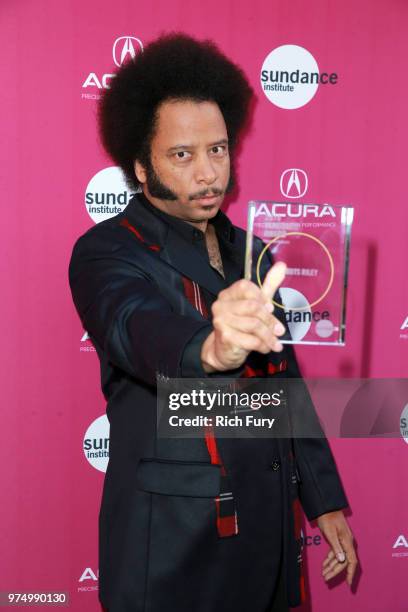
[123,193,244,297]
[160,227,228,296]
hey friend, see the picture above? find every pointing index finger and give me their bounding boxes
[261,261,287,302]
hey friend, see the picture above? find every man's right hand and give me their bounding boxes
[201,262,287,373]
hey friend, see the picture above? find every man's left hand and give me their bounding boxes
[316,510,358,587]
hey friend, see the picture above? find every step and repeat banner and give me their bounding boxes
[2,0,407,610]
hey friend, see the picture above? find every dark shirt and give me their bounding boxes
[137,191,241,281]
[137,192,245,377]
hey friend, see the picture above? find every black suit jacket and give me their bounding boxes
[69,192,349,611]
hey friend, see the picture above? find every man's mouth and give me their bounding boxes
[197,194,219,201]
[194,196,220,207]
[191,190,223,205]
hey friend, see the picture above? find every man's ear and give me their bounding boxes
[134,160,147,184]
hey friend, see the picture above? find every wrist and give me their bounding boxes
[201,332,226,373]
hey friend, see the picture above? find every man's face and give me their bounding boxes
[134,99,232,225]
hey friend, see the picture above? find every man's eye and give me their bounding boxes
[211,146,227,155]
[175,151,191,160]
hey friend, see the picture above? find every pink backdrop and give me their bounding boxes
[2,0,407,610]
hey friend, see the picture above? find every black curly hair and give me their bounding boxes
[98,33,254,191]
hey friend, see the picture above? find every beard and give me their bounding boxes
[143,157,236,201]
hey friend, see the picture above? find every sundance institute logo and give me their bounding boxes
[85,166,136,223]
[260,44,338,109]
[83,415,110,472]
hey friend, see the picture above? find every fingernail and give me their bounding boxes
[276,262,287,276]
[337,552,345,562]
[273,341,283,352]
[264,301,274,313]
[274,322,285,336]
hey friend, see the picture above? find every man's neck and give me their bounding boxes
[205,224,225,278]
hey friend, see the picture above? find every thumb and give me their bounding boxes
[261,261,287,302]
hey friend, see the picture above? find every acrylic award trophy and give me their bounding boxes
[245,201,353,345]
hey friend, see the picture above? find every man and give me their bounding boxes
[69,33,357,612]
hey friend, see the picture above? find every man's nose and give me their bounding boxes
[194,154,217,184]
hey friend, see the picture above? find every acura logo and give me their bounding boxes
[113,36,143,67]
[280,168,308,199]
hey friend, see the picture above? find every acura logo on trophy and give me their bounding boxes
[113,36,144,67]
[280,169,308,199]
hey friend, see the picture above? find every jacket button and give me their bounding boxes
[271,460,281,471]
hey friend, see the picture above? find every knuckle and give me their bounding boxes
[273,343,284,354]
[211,300,220,314]
[271,314,281,326]
[240,279,258,297]
[244,299,256,313]
[212,315,222,329]
[238,278,252,290]
[244,336,258,351]
[219,329,230,344]
[246,299,261,314]
[254,338,265,351]
[249,318,262,333]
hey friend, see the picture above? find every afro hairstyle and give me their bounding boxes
[98,32,254,190]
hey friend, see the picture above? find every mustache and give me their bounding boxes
[189,187,224,200]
